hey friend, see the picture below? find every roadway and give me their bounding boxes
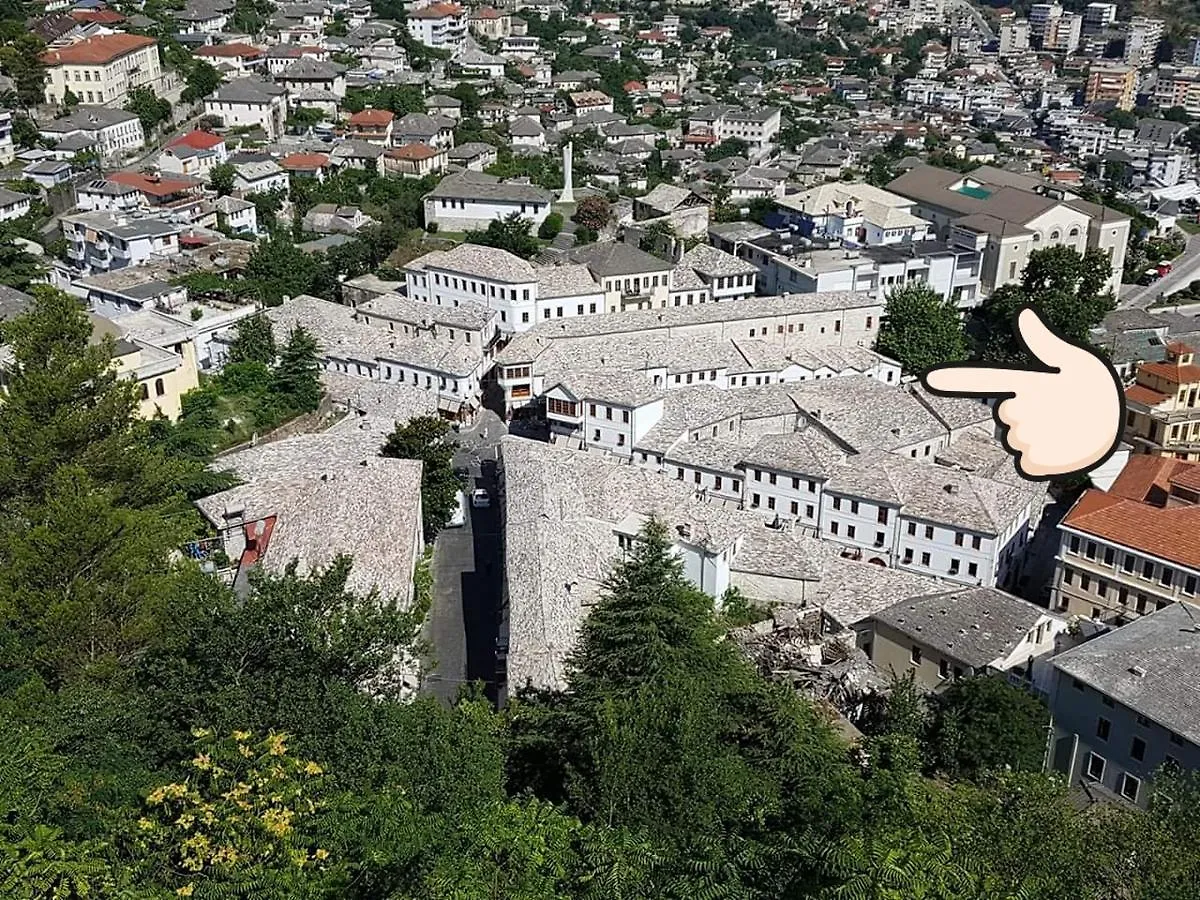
[1119,234,1200,309]
[421,410,507,705]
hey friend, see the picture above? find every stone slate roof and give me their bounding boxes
[873,586,1054,668]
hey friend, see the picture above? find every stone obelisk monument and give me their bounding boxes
[559,141,575,204]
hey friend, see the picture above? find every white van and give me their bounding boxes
[447,490,467,528]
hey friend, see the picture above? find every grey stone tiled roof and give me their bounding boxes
[739,428,847,478]
[567,241,672,278]
[669,264,707,292]
[359,291,496,330]
[494,290,877,364]
[198,455,424,608]
[729,341,890,376]
[550,369,664,407]
[423,170,552,204]
[873,587,1055,668]
[788,376,945,454]
[535,263,603,299]
[408,242,538,284]
[1050,602,1200,746]
[501,436,774,692]
[265,295,483,377]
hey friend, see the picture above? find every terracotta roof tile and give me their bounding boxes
[197,42,264,59]
[1126,383,1169,406]
[70,9,126,24]
[1107,455,1190,504]
[409,2,463,18]
[280,153,330,169]
[1063,488,1200,570]
[107,170,201,198]
[1138,360,1200,384]
[348,108,394,125]
[169,130,225,151]
[41,33,156,66]
[1169,465,1200,494]
[387,143,439,160]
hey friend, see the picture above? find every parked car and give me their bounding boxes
[471,488,491,508]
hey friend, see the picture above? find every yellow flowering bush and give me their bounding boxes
[132,728,336,897]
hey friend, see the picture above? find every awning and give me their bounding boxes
[438,397,464,414]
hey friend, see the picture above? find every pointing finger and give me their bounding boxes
[1015,306,1074,369]
[923,364,1043,398]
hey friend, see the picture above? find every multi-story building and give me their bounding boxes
[686,104,782,151]
[1085,60,1137,110]
[0,187,31,222]
[1124,340,1200,459]
[998,20,1030,56]
[888,164,1130,294]
[159,129,227,179]
[0,110,14,166]
[470,5,511,38]
[422,171,552,232]
[40,33,161,105]
[407,1,467,51]
[1082,1,1117,33]
[37,106,144,159]
[774,182,933,246]
[1124,16,1163,69]
[1051,454,1200,622]
[203,80,288,141]
[1045,11,1082,53]
[345,108,395,145]
[866,587,1068,691]
[1046,601,1200,808]
[59,211,181,275]
[1152,65,1200,117]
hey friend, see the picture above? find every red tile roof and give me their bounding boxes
[70,9,126,24]
[196,42,264,59]
[41,33,156,66]
[1126,383,1169,407]
[1064,487,1200,570]
[473,5,502,18]
[1139,360,1200,384]
[410,2,463,18]
[1167,340,1195,354]
[1170,466,1200,493]
[107,170,202,198]
[388,143,440,161]
[1107,455,1190,503]
[280,153,330,170]
[348,108,394,126]
[169,130,225,151]
[624,80,645,91]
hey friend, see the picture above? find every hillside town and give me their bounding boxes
[4,0,1200,891]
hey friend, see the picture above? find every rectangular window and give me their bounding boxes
[939,659,949,679]
[921,552,931,566]
[806,504,814,517]
[1086,752,1106,781]
[903,548,913,563]
[1119,772,1140,803]
[790,501,799,514]
[768,497,776,510]
[1085,541,1097,560]
[907,522,917,536]
[830,521,839,535]
[833,496,841,509]
[1161,568,1173,587]
[1143,560,1154,580]
[878,508,889,524]
[850,500,859,514]
[715,476,723,490]
[1069,536,1080,554]
[622,410,630,424]
[847,524,856,538]
[1103,547,1115,566]
[1123,555,1135,573]
[925,525,934,539]
[1096,717,1111,741]
[1130,737,1146,762]
[911,646,922,664]
[955,533,964,546]
[968,562,978,577]
[949,559,960,574]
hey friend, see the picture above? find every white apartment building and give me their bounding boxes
[38,106,145,159]
[407,2,468,51]
[60,211,181,275]
[0,110,14,166]
[1124,16,1163,69]
[40,34,162,106]
[204,80,288,142]
[1082,2,1116,32]
[422,171,552,232]
[687,104,782,151]
[406,243,541,334]
[0,187,31,222]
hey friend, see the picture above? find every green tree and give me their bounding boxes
[465,212,540,259]
[0,240,46,291]
[875,283,968,374]
[123,87,172,137]
[0,34,47,108]
[228,313,276,365]
[705,137,749,161]
[181,59,222,104]
[245,235,321,305]
[208,162,236,197]
[381,416,460,538]
[271,326,321,413]
[926,676,1050,779]
[972,245,1115,364]
[537,210,564,240]
[573,196,610,232]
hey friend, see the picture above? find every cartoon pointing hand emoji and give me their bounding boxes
[922,305,1125,482]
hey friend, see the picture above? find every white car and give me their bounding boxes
[447,491,467,527]
[471,488,491,509]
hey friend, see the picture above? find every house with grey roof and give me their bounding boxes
[1047,601,1200,808]
[422,170,552,231]
[204,79,287,140]
[866,586,1068,692]
[37,105,144,159]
